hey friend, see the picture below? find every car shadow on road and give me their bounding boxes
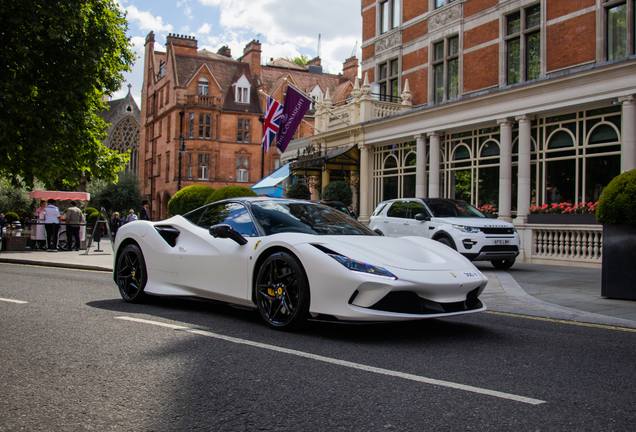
[87,296,499,345]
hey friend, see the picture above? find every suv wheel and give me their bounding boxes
[436,237,456,250]
[491,259,515,270]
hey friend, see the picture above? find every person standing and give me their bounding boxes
[111,212,123,239]
[43,199,61,251]
[140,202,150,221]
[64,200,83,251]
[34,201,47,250]
[125,209,138,224]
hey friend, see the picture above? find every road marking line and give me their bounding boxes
[485,311,636,333]
[0,297,28,304]
[115,315,546,406]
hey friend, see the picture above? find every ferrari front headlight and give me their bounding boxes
[328,254,397,279]
[452,224,481,234]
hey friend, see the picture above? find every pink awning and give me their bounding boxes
[29,191,91,201]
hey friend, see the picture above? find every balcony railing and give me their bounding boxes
[186,94,221,107]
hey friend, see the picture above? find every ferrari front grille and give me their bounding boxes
[368,288,483,315]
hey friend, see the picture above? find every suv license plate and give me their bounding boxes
[493,239,510,245]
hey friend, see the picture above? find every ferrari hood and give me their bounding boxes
[312,236,473,271]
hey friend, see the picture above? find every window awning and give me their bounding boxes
[250,164,290,197]
[29,191,91,201]
[289,144,357,170]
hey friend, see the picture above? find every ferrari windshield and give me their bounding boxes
[424,199,485,218]
[251,201,376,236]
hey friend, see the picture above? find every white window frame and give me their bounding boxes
[379,0,400,35]
[234,75,251,104]
[198,77,209,96]
[603,0,635,61]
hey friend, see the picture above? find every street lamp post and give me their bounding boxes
[178,111,186,191]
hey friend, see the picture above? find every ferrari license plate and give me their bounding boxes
[493,239,510,245]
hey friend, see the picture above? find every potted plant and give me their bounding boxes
[596,169,636,300]
[527,202,598,224]
[477,205,498,218]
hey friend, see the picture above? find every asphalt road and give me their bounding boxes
[1,263,635,431]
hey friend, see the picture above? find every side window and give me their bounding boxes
[182,206,207,226]
[387,201,407,218]
[198,202,257,237]
[407,201,427,219]
[372,202,389,217]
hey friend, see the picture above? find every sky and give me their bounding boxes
[112,0,363,106]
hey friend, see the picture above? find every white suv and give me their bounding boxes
[368,198,520,269]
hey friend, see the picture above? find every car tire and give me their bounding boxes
[436,236,456,250]
[115,244,149,303]
[255,251,310,331]
[491,259,515,270]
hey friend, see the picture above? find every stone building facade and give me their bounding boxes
[139,32,358,220]
[99,85,140,173]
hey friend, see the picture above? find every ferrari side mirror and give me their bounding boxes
[209,224,248,245]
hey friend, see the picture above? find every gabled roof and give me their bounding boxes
[261,67,353,104]
[266,57,307,71]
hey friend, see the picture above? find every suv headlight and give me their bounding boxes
[452,224,481,234]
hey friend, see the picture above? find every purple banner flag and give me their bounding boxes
[275,86,312,153]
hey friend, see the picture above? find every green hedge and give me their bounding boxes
[168,185,216,216]
[596,169,636,225]
[204,186,257,205]
[4,212,19,223]
[285,183,311,200]
[321,181,352,206]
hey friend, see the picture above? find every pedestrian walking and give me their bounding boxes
[43,199,61,251]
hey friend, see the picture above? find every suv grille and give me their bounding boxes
[481,227,515,235]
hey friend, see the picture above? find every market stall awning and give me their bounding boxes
[250,164,290,197]
[29,191,91,201]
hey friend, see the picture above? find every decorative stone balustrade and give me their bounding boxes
[186,94,221,107]
[529,224,602,266]
[372,101,405,119]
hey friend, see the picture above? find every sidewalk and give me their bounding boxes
[2,242,636,329]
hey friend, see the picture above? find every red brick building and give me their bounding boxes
[281,0,636,265]
[139,32,358,220]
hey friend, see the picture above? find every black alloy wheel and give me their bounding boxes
[491,259,515,270]
[116,244,148,303]
[255,252,310,331]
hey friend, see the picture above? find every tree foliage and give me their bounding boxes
[0,179,36,217]
[204,186,257,204]
[286,54,310,67]
[285,183,311,200]
[0,0,135,189]
[90,170,143,216]
[321,181,353,206]
[168,185,216,216]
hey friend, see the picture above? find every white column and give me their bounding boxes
[515,115,534,224]
[620,95,636,172]
[358,144,371,224]
[427,132,441,198]
[415,134,427,198]
[497,118,513,222]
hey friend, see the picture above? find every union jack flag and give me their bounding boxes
[262,95,283,153]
